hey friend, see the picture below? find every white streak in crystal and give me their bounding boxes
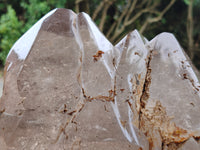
[111,99,132,143]
[127,74,139,145]
[82,13,113,52]
[103,138,115,141]
[3,112,22,117]
[7,62,13,71]
[17,65,23,76]
[127,74,133,91]
[7,9,57,60]
[128,105,139,145]
[102,55,115,79]
[73,16,84,52]
[95,125,107,131]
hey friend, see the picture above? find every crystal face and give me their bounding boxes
[0,8,200,150]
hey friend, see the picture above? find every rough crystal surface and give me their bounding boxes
[0,8,200,150]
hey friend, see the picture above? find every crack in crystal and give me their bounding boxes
[81,88,114,102]
[139,50,153,129]
[55,101,85,143]
[137,50,198,149]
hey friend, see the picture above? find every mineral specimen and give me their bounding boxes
[0,8,200,150]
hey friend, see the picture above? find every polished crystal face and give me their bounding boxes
[0,8,200,150]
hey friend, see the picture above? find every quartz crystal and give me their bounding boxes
[0,8,200,150]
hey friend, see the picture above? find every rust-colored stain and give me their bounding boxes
[108,89,114,96]
[104,105,110,112]
[67,110,76,116]
[93,50,104,62]
[112,58,116,68]
[60,104,68,113]
[193,134,200,140]
[132,90,136,94]
[82,88,87,98]
[120,89,125,92]
[183,73,188,79]
[78,104,84,112]
[138,74,141,80]
[172,127,187,136]
[18,111,23,116]
[135,52,140,56]
[137,85,143,94]
[190,102,195,107]
[120,120,127,128]
[79,55,82,62]
[126,100,132,107]
[18,97,26,105]
[72,120,77,125]
[82,88,114,102]
[88,95,114,102]
[148,137,154,150]
[140,51,152,104]
[140,100,193,146]
[0,108,5,114]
